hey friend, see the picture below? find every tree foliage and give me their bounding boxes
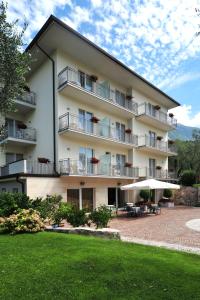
[0,1,30,115]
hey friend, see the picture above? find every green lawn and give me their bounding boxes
[0,233,200,300]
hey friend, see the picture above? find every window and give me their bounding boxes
[6,153,23,164]
[79,147,94,174]
[115,90,125,107]
[116,122,125,142]
[67,189,79,209]
[12,188,18,193]
[1,188,6,192]
[149,131,156,147]
[78,109,93,133]
[147,103,156,117]
[67,188,94,211]
[78,71,93,91]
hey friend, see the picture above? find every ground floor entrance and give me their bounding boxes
[108,188,126,209]
[67,188,94,211]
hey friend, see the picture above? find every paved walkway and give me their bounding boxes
[110,206,200,249]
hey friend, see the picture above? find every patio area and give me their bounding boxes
[110,206,200,248]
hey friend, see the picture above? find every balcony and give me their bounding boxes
[14,91,36,113]
[136,103,177,131]
[0,160,54,177]
[138,136,177,156]
[59,113,138,149]
[59,159,139,179]
[58,67,138,118]
[0,126,37,146]
[139,168,177,180]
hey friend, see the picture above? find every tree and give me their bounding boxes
[0,1,30,117]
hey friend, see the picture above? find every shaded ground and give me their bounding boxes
[110,206,200,248]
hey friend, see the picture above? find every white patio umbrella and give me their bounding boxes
[121,179,180,190]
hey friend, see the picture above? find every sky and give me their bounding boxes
[6,0,200,127]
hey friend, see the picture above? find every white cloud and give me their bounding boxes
[159,72,200,90]
[170,105,200,127]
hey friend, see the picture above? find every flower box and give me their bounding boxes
[125,128,132,134]
[38,157,50,164]
[154,105,160,110]
[168,140,174,145]
[169,113,174,118]
[125,162,132,168]
[91,116,100,123]
[157,136,163,141]
[90,75,98,82]
[90,157,99,164]
[156,166,162,170]
[126,95,132,100]
[18,123,27,130]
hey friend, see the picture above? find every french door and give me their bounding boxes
[149,158,156,177]
[116,154,126,175]
[78,71,93,91]
[79,147,94,174]
[78,109,93,133]
[116,122,125,142]
[67,188,94,211]
[149,131,156,147]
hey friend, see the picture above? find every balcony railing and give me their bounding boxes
[59,113,138,146]
[0,126,36,143]
[59,159,139,178]
[139,167,177,179]
[16,91,36,106]
[0,160,54,176]
[138,136,177,154]
[58,66,138,114]
[137,103,177,128]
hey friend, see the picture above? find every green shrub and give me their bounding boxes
[90,205,112,229]
[0,192,31,217]
[67,208,89,227]
[53,203,72,224]
[180,170,196,186]
[30,195,62,220]
[139,190,150,201]
[0,209,44,234]
[163,189,173,198]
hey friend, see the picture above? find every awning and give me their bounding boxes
[121,179,180,190]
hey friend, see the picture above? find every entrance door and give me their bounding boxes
[82,188,93,211]
[108,188,126,208]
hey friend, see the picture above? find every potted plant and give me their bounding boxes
[126,95,132,100]
[125,128,132,134]
[90,157,99,164]
[90,75,98,82]
[157,136,163,141]
[154,105,160,110]
[168,140,174,145]
[90,116,100,123]
[18,123,27,130]
[125,162,132,168]
[169,113,174,118]
[38,157,50,164]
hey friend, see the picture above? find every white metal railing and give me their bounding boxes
[137,103,177,128]
[0,160,54,176]
[59,159,139,178]
[16,91,36,106]
[59,112,138,146]
[58,66,138,113]
[0,126,36,143]
[138,136,177,154]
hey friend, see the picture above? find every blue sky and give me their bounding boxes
[6,0,200,126]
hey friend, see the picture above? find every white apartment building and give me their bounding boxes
[0,15,179,209]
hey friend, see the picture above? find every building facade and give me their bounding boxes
[0,15,179,209]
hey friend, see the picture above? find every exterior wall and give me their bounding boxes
[26,177,132,207]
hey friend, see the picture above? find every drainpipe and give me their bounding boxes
[16,176,25,193]
[35,42,57,175]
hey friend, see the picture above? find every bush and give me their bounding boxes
[0,192,31,217]
[180,170,196,186]
[30,195,62,220]
[0,209,44,234]
[90,205,112,229]
[53,203,72,224]
[163,189,172,198]
[139,190,150,201]
[67,208,89,227]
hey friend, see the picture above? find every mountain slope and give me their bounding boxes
[169,124,199,141]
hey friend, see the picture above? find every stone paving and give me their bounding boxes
[110,206,200,248]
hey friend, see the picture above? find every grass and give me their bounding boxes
[0,233,200,300]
